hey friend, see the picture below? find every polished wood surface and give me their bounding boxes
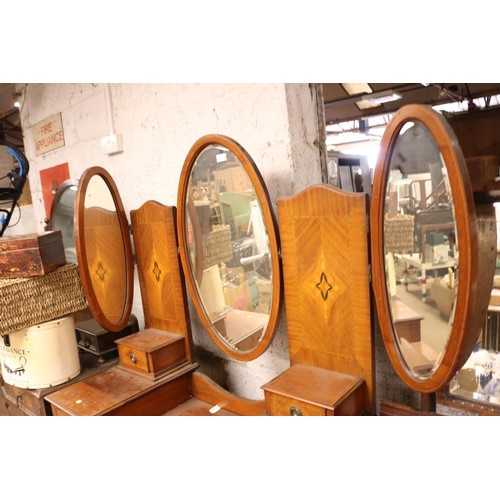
[164,397,238,416]
[45,364,197,416]
[262,363,365,416]
[177,134,282,362]
[130,201,194,362]
[277,183,374,414]
[81,206,127,323]
[371,104,497,393]
[189,371,266,415]
[75,167,134,332]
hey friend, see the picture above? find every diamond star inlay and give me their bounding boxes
[96,262,107,281]
[316,272,333,301]
[152,261,162,282]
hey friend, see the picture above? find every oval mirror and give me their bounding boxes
[47,179,79,264]
[177,134,282,361]
[371,104,494,393]
[75,166,134,332]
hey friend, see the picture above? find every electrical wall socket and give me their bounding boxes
[101,134,123,155]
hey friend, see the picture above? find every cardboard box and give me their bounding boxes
[424,243,449,264]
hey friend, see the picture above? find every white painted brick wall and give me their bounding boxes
[18,83,322,400]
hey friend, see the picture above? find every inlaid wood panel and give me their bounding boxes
[277,184,374,414]
[130,201,194,362]
[84,207,127,324]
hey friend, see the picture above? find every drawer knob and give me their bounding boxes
[129,353,137,364]
[289,406,303,416]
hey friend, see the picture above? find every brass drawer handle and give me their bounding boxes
[289,406,303,416]
[129,353,137,364]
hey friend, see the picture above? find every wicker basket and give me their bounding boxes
[203,225,233,269]
[384,213,415,254]
[0,263,87,336]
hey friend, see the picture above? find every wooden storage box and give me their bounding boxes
[116,328,188,381]
[262,364,365,416]
[76,314,139,362]
[0,231,66,278]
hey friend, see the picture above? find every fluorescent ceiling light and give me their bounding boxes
[356,99,383,110]
[341,83,372,95]
[360,90,402,106]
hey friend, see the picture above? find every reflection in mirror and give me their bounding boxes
[78,171,129,329]
[185,144,272,354]
[384,121,457,378]
[50,181,78,263]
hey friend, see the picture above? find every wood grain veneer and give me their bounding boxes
[277,183,375,414]
[130,201,194,362]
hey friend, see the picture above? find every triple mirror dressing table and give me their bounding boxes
[44,104,496,416]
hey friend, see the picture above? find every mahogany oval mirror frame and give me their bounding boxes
[75,166,134,332]
[371,104,491,393]
[177,134,282,362]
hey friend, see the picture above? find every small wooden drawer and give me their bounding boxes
[266,392,328,416]
[262,363,365,416]
[116,328,187,381]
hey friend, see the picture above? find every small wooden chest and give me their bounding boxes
[75,314,139,362]
[262,363,365,416]
[0,231,66,278]
[116,329,188,381]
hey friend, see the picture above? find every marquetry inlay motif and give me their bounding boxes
[152,261,161,282]
[96,261,107,281]
[316,272,332,301]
